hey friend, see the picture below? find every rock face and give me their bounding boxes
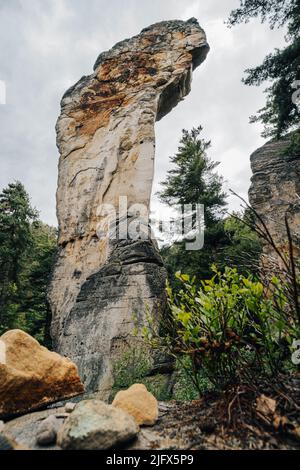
[0,330,84,419]
[57,399,139,450]
[112,383,158,426]
[48,18,209,395]
[249,133,300,261]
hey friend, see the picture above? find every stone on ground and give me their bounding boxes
[36,415,62,446]
[112,383,158,425]
[64,402,76,413]
[57,399,139,450]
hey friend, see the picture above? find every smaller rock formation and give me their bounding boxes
[57,399,139,450]
[112,383,158,425]
[249,133,300,263]
[0,330,84,419]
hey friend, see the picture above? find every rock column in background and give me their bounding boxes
[249,133,300,263]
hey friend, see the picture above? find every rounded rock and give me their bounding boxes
[57,399,139,450]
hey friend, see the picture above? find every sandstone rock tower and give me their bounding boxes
[249,133,300,262]
[48,18,209,395]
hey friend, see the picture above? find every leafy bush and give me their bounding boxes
[284,130,300,156]
[112,348,153,390]
[140,266,299,394]
[111,347,173,401]
[172,357,213,401]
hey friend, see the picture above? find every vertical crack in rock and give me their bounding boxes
[48,18,209,395]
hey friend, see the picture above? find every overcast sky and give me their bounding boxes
[0,0,286,226]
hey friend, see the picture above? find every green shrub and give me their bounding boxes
[284,130,300,156]
[140,266,299,395]
[111,348,173,401]
[172,357,213,401]
[112,348,152,390]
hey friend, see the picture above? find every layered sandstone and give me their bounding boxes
[249,133,300,261]
[48,18,209,395]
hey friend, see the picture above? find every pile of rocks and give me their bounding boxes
[1,384,159,450]
[0,330,159,450]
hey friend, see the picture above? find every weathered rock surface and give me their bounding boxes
[249,133,300,262]
[57,399,139,450]
[0,330,84,419]
[48,18,209,395]
[0,434,28,450]
[3,406,67,450]
[36,415,62,446]
[112,383,158,425]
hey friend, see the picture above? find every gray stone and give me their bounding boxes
[3,407,66,450]
[37,429,57,446]
[57,399,139,450]
[36,415,61,446]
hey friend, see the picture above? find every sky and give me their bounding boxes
[0,0,287,227]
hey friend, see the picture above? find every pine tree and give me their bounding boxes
[228,0,300,138]
[0,182,38,315]
[158,126,228,286]
[0,182,57,344]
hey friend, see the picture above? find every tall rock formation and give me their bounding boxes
[48,18,209,395]
[249,133,300,262]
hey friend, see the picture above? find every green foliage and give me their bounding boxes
[112,348,153,390]
[172,357,213,401]
[283,129,300,155]
[160,221,229,291]
[158,127,261,287]
[220,211,262,275]
[228,0,300,137]
[0,182,57,345]
[141,267,299,394]
[158,126,229,288]
[111,348,172,401]
[159,126,227,221]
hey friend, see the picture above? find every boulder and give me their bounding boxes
[57,399,139,450]
[112,384,158,425]
[0,330,84,419]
